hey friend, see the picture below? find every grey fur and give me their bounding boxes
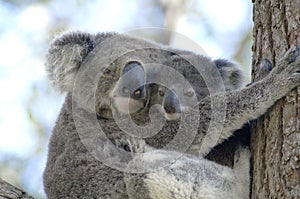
[150,55,244,121]
[43,31,300,199]
[125,147,250,199]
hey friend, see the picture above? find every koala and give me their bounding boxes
[151,57,243,121]
[148,56,249,167]
[43,31,300,199]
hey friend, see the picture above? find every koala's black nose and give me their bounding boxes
[163,91,181,114]
[131,86,145,100]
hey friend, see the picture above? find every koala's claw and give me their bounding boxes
[271,46,300,75]
[286,46,300,65]
[283,46,300,67]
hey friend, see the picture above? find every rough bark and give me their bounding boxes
[0,178,34,199]
[251,0,300,198]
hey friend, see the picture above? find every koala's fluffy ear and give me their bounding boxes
[46,31,95,92]
[214,59,244,90]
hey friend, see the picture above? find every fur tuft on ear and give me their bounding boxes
[214,59,244,90]
[46,31,94,92]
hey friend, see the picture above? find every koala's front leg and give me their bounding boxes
[124,149,250,199]
[195,46,300,156]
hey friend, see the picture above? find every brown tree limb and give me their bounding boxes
[0,178,34,199]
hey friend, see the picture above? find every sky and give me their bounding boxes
[0,0,252,198]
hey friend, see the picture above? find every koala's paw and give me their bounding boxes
[272,46,300,86]
[126,150,179,173]
[274,46,300,73]
[284,47,300,83]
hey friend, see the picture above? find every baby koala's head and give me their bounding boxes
[149,54,243,121]
[153,83,199,121]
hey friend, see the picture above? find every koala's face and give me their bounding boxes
[110,61,147,114]
[154,83,198,121]
[89,41,171,118]
[149,55,210,121]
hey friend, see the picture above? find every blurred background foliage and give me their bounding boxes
[0,0,252,198]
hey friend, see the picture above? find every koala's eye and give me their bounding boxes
[134,89,141,96]
[185,90,195,97]
[158,89,165,97]
[123,87,130,94]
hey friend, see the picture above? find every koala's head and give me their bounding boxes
[46,31,176,119]
[46,31,243,121]
[151,55,243,121]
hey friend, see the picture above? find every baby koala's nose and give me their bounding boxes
[163,91,181,114]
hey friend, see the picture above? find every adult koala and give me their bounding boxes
[43,31,300,199]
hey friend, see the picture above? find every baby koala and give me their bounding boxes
[150,54,243,122]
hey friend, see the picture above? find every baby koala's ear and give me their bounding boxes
[214,59,244,90]
[46,31,94,92]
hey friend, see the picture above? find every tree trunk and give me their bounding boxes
[251,0,300,198]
